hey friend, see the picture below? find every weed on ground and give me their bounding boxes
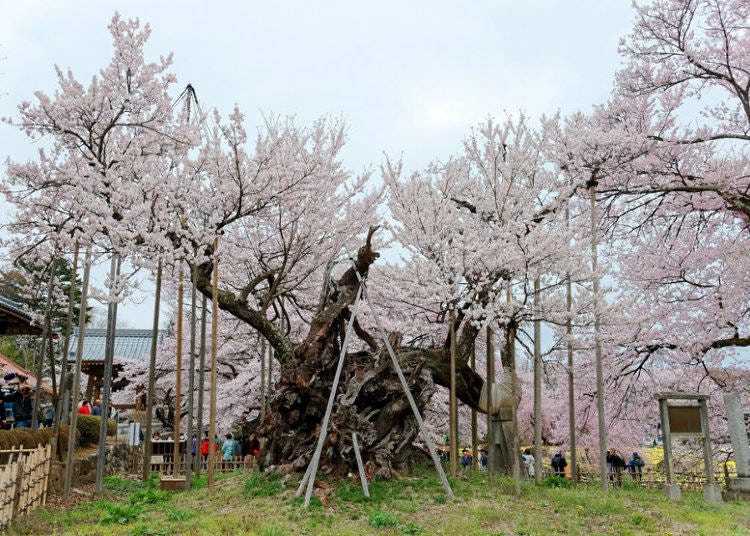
[6,465,750,535]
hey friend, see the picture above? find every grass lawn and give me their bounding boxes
[8,466,750,535]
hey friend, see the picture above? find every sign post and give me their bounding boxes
[655,392,721,503]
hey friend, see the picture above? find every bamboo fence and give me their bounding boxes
[0,444,52,529]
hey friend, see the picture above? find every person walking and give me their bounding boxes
[221,433,236,471]
[200,432,210,470]
[551,451,567,477]
[522,448,535,479]
[606,448,626,487]
[628,451,645,481]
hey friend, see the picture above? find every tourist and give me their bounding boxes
[247,432,261,468]
[233,435,243,462]
[200,431,210,470]
[43,404,54,427]
[91,399,102,416]
[606,448,626,487]
[551,451,567,477]
[221,433,236,470]
[479,447,488,471]
[628,451,645,481]
[522,448,535,478]
[77,399,91,415]
[459,448,473,471]
[9,385,34,428]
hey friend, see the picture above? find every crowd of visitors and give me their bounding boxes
[438,440,648,482]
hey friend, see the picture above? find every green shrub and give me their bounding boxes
[369,510,399,528]
[258,525,290,536]
[99,502,143,525]
[104,476,146,493]
[0,425,77,451]
[164,507,196,521]
[130,489,170,506]
[542,475,572,488]
[75,415,116,445]
[245,471,282,497]
[400,521,425,534]
[127,523,170,536]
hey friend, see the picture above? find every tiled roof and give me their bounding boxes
[0,296,28,316]
[67,328,167,363]
[0,295,43,335]
[0,353,53,393]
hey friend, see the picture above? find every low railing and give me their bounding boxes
[149,455,254,477]
[559,468,731,491]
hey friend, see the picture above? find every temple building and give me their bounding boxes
[67,328,166,400]
[0,295,43,336]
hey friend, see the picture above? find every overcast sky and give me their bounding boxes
[0,0,635,328]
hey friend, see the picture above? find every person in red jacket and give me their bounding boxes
[200,431,210,470]
[77,400,91,415]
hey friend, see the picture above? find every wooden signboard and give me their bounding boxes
[667,405,702,435]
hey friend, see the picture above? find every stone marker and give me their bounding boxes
[723,392,750,501]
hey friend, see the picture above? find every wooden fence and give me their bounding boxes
[562,468,730,491]
[0,444,52,529]
[149,455,253,477]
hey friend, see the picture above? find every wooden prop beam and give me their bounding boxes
[301,285,363,507]
[96,254,120,493]
[208,239,219,494]
[173,265,184,477]
[143,260,162,481]
[63,246,92,497]
[352,432,370,498]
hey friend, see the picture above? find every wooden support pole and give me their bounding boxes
[566,273,577,485]
[96,254,120,493]
[486,326,495,483]
[352,432,370,498]
[471,339,478,471]
[185,261,198,488]
[659,399,674,485]
[533,277,542,484]
[143,261,162,482]
[208,239,219,494]
[699,400,715,486]
[53,242,79,460]
[173,264,184,477]
[358,278,454,500]
[260,337,267,420]
[63,245,92,498]
[507,287,521,496]
[302,285,363,507]
[565,194,577,486]
[267,335,273,394]
[449,309,458,478]
[32,262,56,429]
[590,182,609,492]
[195,294,207,475]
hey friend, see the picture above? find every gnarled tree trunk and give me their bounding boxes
[195,228,486,478]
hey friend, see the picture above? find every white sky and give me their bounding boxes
[0,0,635,328]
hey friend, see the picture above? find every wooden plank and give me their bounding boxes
[654,392,710,401]
[302,285,363,507]
[352,432,369,498]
